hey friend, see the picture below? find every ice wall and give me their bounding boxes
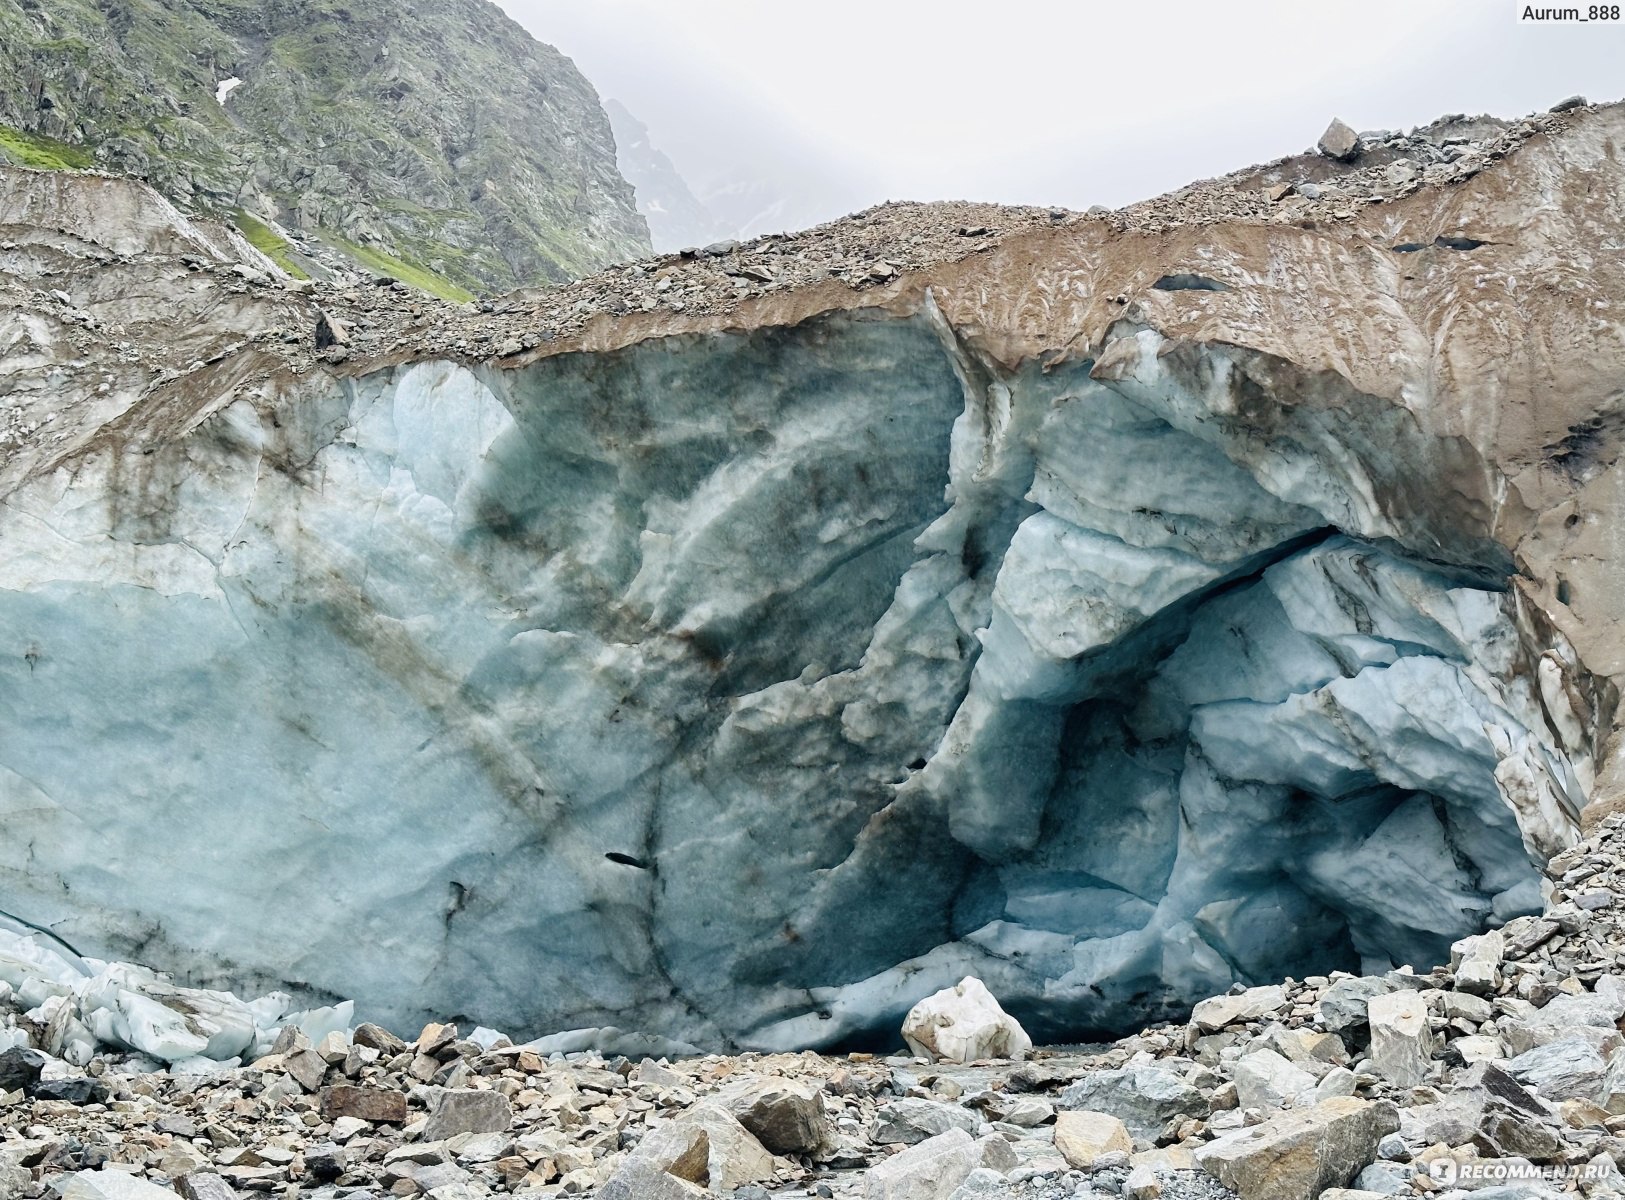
[0,309,1595,1048]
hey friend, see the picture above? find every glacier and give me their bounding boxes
[0,298,1596,1050]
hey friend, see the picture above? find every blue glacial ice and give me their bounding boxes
[0,310,1597,1050]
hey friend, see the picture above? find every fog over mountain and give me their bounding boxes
[506,0,1622,240]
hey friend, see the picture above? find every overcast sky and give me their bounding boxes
[500,0,1623,231]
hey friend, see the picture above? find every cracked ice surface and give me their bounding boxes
[0,313,1595,1049]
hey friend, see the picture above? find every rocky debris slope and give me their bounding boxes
[285,101,1573,362]
[9,818,1625,1200]
[0,0,649,293]
[1,100,1624,1051]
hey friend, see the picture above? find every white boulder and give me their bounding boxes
[902,977,1031,1064]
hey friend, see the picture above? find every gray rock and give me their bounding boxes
[1197,1098,1400,1200]
[1318,119,1361,162]
[864,1128,981,1200]
[421,1090,514,1141]
[0,1048,44,1094]
[1190,985,1287,1032]
[1367,991,1435,1087]
[1551,95,1587,112]
[1123,1164,1161,1200]
[598,1159,708,1200]
[684,1106,778,1191]
[947,1168,1007,1198]
[1505,1036,1608,1102]
[283,1046,328,1092]
[175,1175,238,1200]
[1061,1064,1206,1140]
[61,1176,181,1200]
[1481,1109,1561,1159]
[1315,1068,1358,1101]
[973,1133,1017,1174]
[720,1076,835,1156]
[607,1121,707,1192]
[1318,978,1395,1034]
[1399,1089,1484,1145]
[875,1098,982,1145]
[303,1144,346,1182]
[29,1077,109,1105]
[1353,1161,1412,1195]
[1501,987,1625,1055]
[634,1057,683,1088]
[1232,1050,1316,1111]
[1450,930,1503,996]
[1376,1133,1407,1161]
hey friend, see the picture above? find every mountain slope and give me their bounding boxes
[0,0,650,295]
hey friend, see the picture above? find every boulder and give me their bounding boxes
[1123,1164,1162,1200]
[719,1077,834,1157]
[62,1175,182,1200]
[1315,1068,1358,1101]
[158,1141,209,1177]
[1453,1035,1505,1064]
[0,1158,28,1200]
[174,1174,237,1200]
[1368,991,1435,1087]
[687,1106,778,1190]
[30,1077,110,1105]
[973,1133,1017,1173]
[635,1058,683,1088]
[1317,118,1361,161]
[1270,1028,1348,1066]
[1197,1097,1399,1200]
[1501,987,1625,1056]
[0,1048,45,1094]
[1317,978,1395,1034]
[901,978,1031,1064]
[945,1169,1006,1198]
[421,1090,513,1141]
[1053,1111,1133,1169]
[1060,1063,1206,1140]
[864,1128,981,1200]
[626,1106,776,1193]
[618,1121,710,1188]
[1450,930,1504,996]
[302,1145,346,1183]
[352,1023,408,1055]
[282,1046,328,1092]
[597,1159,709,1200]
[1505,1037,1608,1102]
[1234,1050,1317,1111]
[1190,985,1287,1033]
[875,1099,981,1145]
[323,1084,408,1124]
